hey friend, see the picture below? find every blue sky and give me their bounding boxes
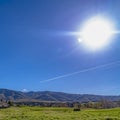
[0,0,120,95]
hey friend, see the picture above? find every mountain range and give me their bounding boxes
[0,89,120,102]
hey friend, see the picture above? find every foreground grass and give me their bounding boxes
[0,107,120,120]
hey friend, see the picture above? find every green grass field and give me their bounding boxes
[0,107,119,120]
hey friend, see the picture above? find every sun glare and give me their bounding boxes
[79,17,114,51]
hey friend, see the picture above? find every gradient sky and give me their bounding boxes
[0,0,120,95]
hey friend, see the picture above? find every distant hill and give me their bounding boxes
[0,89,120,102]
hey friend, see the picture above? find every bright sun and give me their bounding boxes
[79,17,114,51]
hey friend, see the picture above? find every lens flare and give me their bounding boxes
[79,17,115,51]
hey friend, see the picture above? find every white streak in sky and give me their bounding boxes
[40,60,120,83]
[112,30,120,34]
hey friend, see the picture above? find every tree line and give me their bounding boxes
[1,99,120,109]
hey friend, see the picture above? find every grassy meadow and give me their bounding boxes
[0,107,119,120]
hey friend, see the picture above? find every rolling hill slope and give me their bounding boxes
[0,89,120,102]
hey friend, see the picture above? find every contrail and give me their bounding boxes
[40,60,120,83]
